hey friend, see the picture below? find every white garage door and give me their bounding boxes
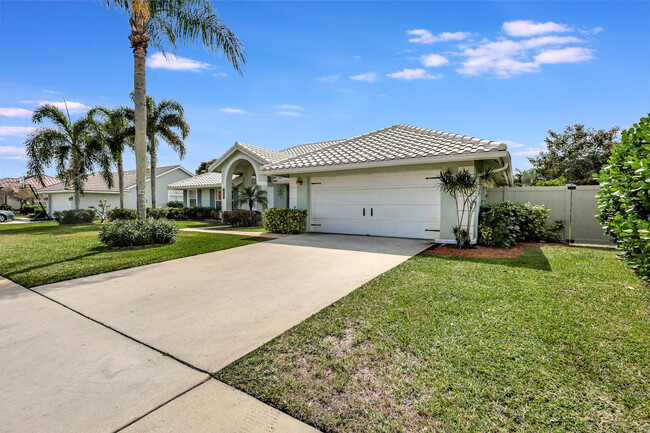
[309,169,441,240]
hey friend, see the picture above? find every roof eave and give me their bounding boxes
[167,183,221,190]
[207,143,270,172]
[260,151,511,175]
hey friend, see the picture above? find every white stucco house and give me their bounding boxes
[39,165,193,214]
[170,124,513,242]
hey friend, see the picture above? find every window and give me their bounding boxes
[168,189,183,203]
[189,190,197,207]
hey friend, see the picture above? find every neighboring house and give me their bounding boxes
[0,175,59,209]
[173,124,513,242]
[39,165,193,214]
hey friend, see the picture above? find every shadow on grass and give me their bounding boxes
[3,246,107,279]
[426,244,553,272]
[0,224,98,236]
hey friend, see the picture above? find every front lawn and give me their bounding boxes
[217,245,649,432]
[215,226,268,232]
[0,220,267,288]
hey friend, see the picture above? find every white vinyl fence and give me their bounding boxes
[484,185,612,245]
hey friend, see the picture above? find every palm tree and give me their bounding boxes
[439,168,498,248]
[237,185,268,211]
[88,106,133,208]
[105,0,246,218]
[144,96,189,208]
[25,104,113,210]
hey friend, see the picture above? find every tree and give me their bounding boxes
[514,168,537,186]
[1,186,33,211]
[597,114,650,283]
[105,0,246,218]
[529,124,620,185]
[439,168,498,249]
[196,158,217,174]
[144,96,189,207]
[237,185,267,211]
[25,104,113,210]
[88,106,133,208]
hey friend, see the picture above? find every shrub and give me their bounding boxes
[263,208,307,234]
[167,207,187,220]
[107,208,138,220]
[167,200,184,208]
[185,206,217,220]
[597,114,650,283]
[478,201,557,248]
[99,218,179,247]
[223,209,260,227]
[147,206,171,219]
[53,209,95,225]
[0,203,13,211]
[20,205,37,215]
[210,209,222,220]
[535,176,567,186]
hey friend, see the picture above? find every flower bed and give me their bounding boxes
[99,218,179,247]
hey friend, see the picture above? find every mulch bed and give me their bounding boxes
[426,242,538,258]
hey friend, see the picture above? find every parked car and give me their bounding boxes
[0,209,15,222]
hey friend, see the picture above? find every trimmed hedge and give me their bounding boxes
[99,218,179,247]
[166,200,184,208]
[53,209,95,225]
[263,208,307,234]
[597,114,650,283]
[223,210,260,227]
[107,208,138,220]
[0,203,13,211]
[20,205,43,215]
[478,201,562,248]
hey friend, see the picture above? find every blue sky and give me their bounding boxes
[1,1,648,178]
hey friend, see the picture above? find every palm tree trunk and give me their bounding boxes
[117,156,125,209]
[150,145,157,208]
[129,15,149,218]
[72,149,81,210]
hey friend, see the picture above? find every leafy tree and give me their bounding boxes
[237,185,268,211]
[597,114,650,283]
[88,106,133,208]
[196,158,217,174]
[105,0,246,218]
[529,124,620,185]
[1,186,33,211]
[439,169,498,248]
[25,104,113,210]
[514,168,537,186]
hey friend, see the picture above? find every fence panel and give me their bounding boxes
[484,185,612,245]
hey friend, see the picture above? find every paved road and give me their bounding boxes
[1,234,430,432]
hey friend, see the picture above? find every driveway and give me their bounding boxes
[1,234,430,432]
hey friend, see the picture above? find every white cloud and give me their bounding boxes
[147,52,211,72]
[212,72,227,78]
[24,100,89,113]
[316,74,340,82]
[513,147,546,157]
[349,72,378,83]
[503,20,571,37]
[276,111,302,117]
[521,35,584,49]
[0,126,36,137]
[353,55,362,59]
[501,140,525,149]
[43,89,60,94]
[387,68,441,80]
[0,108,32,118]
[0,145,26,160]
[277,104,303,110]
[407,29,471,44]
[420,54,449,67]
[219,108,247,114]
[535,46,595,64]
[579,26,603,35]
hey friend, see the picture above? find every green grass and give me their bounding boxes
[0,220,267,288]
[216,245,649,432]
[215,226,268,232]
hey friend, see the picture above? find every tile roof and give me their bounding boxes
[39,166,182,193]
[167,172,222,189]
[237,142,291,164]
[262,124,508,172]
[0,175,60,190]
[280,139,347,157]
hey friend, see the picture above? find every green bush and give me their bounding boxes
[223,210,260,227]
[210,209,222,220]
[53,209,95,225]
[597,114,650,283]
[167,200,184,208]
[167,207,186,220]
[20,205,39,214]
[263,208,307,234]
[184,206,214,220]
[478,201,558,248]
[147,206,171,219]
[535,176,567,186]
[0,203,14,211]
[107,208,138,220]
[99,218,179,247]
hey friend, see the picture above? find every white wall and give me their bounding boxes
[47,192,122,215]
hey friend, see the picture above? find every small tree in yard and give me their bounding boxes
[1,186,33,211]
[597,114,650,283]
[237,185,267,211]
[439,168,498,249]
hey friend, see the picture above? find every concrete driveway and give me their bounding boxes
[1,233,430,432]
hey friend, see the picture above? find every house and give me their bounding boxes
[0,175,60,209]
[172,124,513,242]
[39,165,193,214]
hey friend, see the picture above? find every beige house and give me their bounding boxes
[172,124,513,242]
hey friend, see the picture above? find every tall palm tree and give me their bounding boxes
[25,104,113,210]
[106,0,246,218]
[144,96,189,207]
[237,185,268,211]
[88,106,133,208]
